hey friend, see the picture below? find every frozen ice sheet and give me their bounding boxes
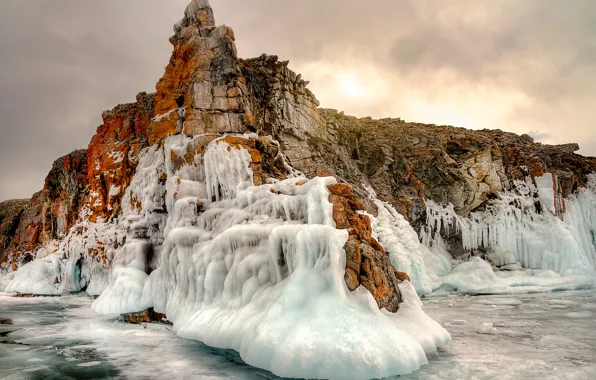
[2,291,595,380]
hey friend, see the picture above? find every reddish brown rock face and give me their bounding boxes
[327,183,406,312]
[41,150,88,242]
[0,200,29,253]
[86,92,156,221]
[7,193,43,270]
[0,198,36,270]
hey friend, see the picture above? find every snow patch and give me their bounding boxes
[153,107,185,122]
[107,151,124,164]
[108,185,121,197]
[476,322,497,335]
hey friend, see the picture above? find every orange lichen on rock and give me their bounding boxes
[148,7,254,145]
[214,135,288,186]
[86,92,156,222]
[327,183,406,312]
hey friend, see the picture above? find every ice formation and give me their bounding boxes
[6,128,596,377]
[93,135,452,378]
[3,144,178,297]
[361,197,451,295]
[5,255,62,295]
[91,233,152,315]
[423,174,596,294]
[4,216,119,296]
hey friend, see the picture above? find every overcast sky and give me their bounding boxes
[0,0,595,202]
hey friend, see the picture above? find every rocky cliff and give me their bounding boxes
[87,92,156,221]
[3,1,596,378]
[2,0,595,300]
[0,199,32,270]
[0,148,88,272]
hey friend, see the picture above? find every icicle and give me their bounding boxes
[9,133,452,379]
[424,173,596,292]
[204,139,253,201]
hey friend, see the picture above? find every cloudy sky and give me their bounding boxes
[0,0,594,201]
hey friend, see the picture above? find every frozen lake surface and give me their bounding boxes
[1,290,595,380]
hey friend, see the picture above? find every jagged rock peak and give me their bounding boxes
[552,143,580,153]
[174,0,215,33]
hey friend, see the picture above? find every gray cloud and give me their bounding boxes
[0,0,187,201]
[216,0,596,150]
[0,0,595,201]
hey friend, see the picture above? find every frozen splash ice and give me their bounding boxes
[203,137,253,201]
[5,133,453,378]
[360,195,451,295]
[4,214,124,296]
[5,142,171,297]
[5,255,62,295]
[91,235,153,315]
[167,224,447,379]
[424,173,596,294]
[90,135,452,379]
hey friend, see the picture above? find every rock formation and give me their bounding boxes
[1,0,595,305]
[87,92,156,221]
[0,148,89,271]
[151,2,251,142]
[3,2,596,378]
[41,150,89,243]
[298,112,596,220]
[328,183,406,311]
[0,199,32,270]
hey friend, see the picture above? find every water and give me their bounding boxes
[1,291,595,380]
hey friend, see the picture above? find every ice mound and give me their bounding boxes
[170,225,446,379]
[92,235,152,315]
[5,255,62,295]
[3,216,119,297]
[441,257,505,294]
[89,136,452,379]
[0,271,15,292]
[485,246,519,268]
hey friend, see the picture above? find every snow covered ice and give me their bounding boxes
[2,290,596,380]
[5,256,63,295]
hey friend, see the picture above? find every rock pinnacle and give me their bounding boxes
[174,0,215,33]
